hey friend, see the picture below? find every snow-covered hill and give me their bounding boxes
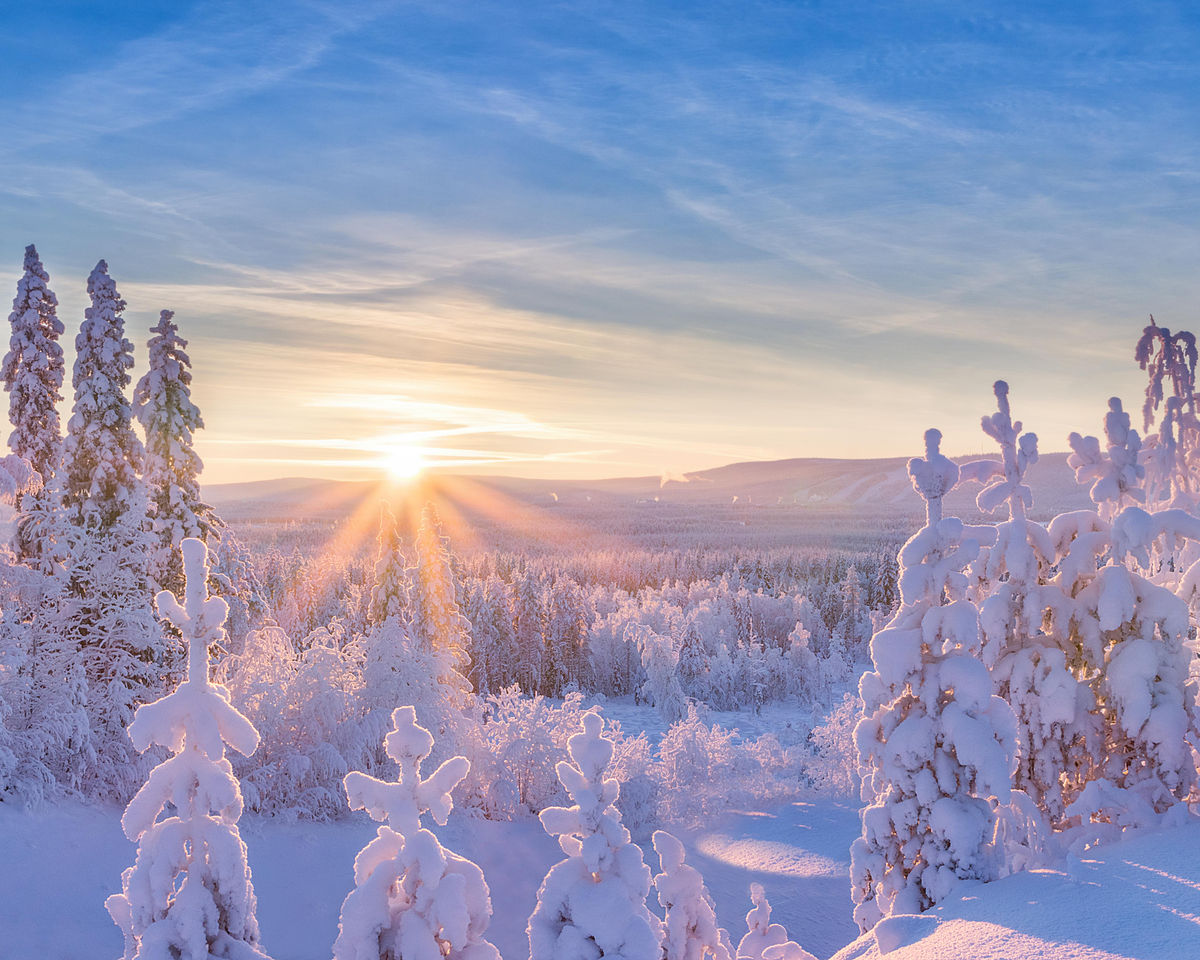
[206,454,1089,521]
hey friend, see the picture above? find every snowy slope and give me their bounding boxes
[831,821,1200,960]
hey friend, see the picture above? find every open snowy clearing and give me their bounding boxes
[7,798,1198,960]
[0,797,861,960]
[832,820,1200,960]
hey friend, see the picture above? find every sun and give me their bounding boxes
[382,444,427,481]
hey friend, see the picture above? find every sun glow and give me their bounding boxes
[382,444,427,480]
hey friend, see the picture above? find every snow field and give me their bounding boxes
[0,796,861,960]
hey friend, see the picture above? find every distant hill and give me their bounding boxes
[205,451,1092,525]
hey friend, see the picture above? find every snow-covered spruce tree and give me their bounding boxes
[1050,398,1199,841]
[3,244,65,568]
[106,538,269,960]
[133,309,222,598]
[528,710,661,960]
[652,830,734,960]
[971,382,1082,835]
[408,504,471,670]
[62,259,145,531]
[59,261,162,795]
[640,625,688,723]
[0,454,74,803]
[850,429,1017,932]
[1064,513,1200,840]
[356,504,473,774]
[334,705,499,960]
[369,502,407,626]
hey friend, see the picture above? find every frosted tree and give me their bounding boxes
[1063,504,1200,838]
[513,567,545,693]
[1135,318,1197,434]
[652,830,734,960]
[639,626,688,723]
[408,505,471,671]
[134,310,221,598]
[1067,398,1145,523]
[851,429,1017,931]
[369,502,407,626]
[62,259,144,531]
[972,382,1081,831]
[3,244,65,568]
[528,711,661,960]
[334,705,499,960]
[60,260,161,794]
[354,615,470,776]
[106,538,269,960]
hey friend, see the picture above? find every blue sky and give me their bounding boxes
[2,1,1198,482]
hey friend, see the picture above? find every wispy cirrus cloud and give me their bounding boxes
[0,2,1197,481]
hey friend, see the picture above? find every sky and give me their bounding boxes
[1,1,1199,483]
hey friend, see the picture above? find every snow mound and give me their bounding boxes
[832,820,1200,960]
[872,915,938,954]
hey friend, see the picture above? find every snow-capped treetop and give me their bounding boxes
[122,541,258,821]
[529,710,661,960]
[134,309,220,595]
[1135,318,1197,431]
[107,537,268,960]
[369,501,407,625]
[334,707,498,960]
[976,380,1038,521]
[62,259,144,530]
[908,429,959,525]
[3,243,64,482]
[344,705,468,838]
[736,883,788,960]
[1068,398,1145,517]
[653,830,734,960]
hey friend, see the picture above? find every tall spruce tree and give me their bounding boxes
[62,260,144,530]
[3,244,66,568]
[60,260,162,796]
[133,310,221,597]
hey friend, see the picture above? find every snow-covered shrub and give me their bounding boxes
[528,711,661,960]
[106,539,269,960]
[464,688,596,818]
[334,705,499,960]
[218,620,368,821]
[807,692,862,797]
[735,883,802,960]
[656,704,746,823]
[851,429,1017,931]
[652,830,734,960]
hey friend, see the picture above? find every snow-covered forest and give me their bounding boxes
[2,248,1199,960]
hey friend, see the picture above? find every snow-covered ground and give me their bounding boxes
[0,796,860,960]
[8,796,1198,960]
[832,820,1200,960]
[589,695,821,746]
